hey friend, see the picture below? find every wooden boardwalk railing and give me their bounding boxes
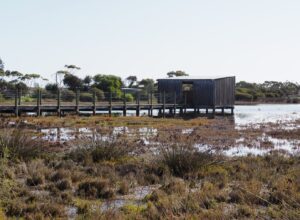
[0,88,234,117]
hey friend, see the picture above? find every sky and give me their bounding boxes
[1,0,300,83]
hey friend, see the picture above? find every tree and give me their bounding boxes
[20,73,43,87]
[126,75,137,87]
[55,70,69,88]
[63,73,83,91]
[90,87,105,100]
[138,78,155,92]
[45,83,58,94]
[64,65,81,70]
[83,75,92,86]
[93,74,123,97]
[167,70,188,78]
[0,58,4,75]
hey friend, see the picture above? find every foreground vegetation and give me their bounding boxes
[0,123,300,219]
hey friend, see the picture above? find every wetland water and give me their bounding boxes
[35,104,300,157]
[234,104,300,125]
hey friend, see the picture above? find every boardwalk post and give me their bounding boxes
[123,90,127,117]
[159,92,162,116]
[147,91,151,116]
[93,90,96,116]
[136,91,140,117]
[231,107,234,115]
[76,88,80,115]
[173,92,176,117]
[37,88,41,116]
[222,107,225,116]
[162,91,166,118]
[184,92,187,114]
[39,89,42,105]
[57,89,61,117]
[212,107,215,118]
[109,92,112,117]
[206,108,208,115]
[150,91,153,117]
[18,88,21,106]
[15,88,19,117]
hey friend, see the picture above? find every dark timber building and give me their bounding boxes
[157,76,235,114]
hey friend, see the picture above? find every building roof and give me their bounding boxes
[121,87,141,91]
[157,75,234,81]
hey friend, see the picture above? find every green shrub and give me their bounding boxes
[80,92,93,102]
[0,93,5,102]
[125,93,134,102]
[90,87,105,100]
[61,89,76,102]
[235,91,253,101]
[21,96,34,102]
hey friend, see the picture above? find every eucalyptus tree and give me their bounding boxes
[126,75,137,87]
[0,59,5,81]
[55,70,69,88]
[167,70,188,78]
[0,58,4,72]
[64,64,81,75]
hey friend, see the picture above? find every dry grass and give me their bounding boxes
[0,128,42,161]
[0,117,300,219]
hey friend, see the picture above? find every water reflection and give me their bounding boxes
[36,104,300,157]
[234,104,300,125]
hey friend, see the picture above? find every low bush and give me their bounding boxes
[26,173,45,186]
[21,96,34,103]
[118,181,129,195]
[55,179,72,191]
[80,92,93,102]
[235,91,253,101]
[125,93,134,102]
[68,138,134,163]
[61,89,76,102]
[91,141,130,162]
[90,87,105,100]
[0,129,41,161]
[77,178,114,199]
[158,144,213,177]
[50,169,71,182]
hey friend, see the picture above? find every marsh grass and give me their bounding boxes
[1,117,300,219]
[158,143,214,177]
[0,128,42,161]
[68,137,136,164]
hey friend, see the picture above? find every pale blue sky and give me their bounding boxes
[1,0,300,83]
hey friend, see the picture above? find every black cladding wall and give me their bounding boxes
[157,76,235,107]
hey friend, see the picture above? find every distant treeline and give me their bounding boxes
[236,81,300,103]
[1,58,299,103]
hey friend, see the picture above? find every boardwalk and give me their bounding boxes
[0,89,234,117]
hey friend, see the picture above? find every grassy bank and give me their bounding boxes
[1,115,211,129]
